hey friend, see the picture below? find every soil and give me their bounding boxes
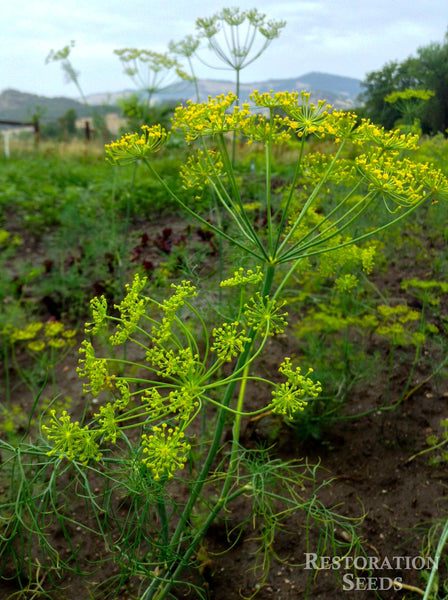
[2,215,448,600]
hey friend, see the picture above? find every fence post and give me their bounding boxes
[3,132,10,159]
[33,119,40,148]
[84,120,91,143]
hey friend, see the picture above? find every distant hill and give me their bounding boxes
[0,72,363,125]
[85,72,363,109]
[130,73,361,108]
[0,88,119,125]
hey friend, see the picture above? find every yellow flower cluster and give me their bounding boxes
[271,358,322,420]
[375,304,431,347]
[110,274,149,345]
[249,90,299,108]
[151,281,197,343]
[172,93,251,142]
[142,423,191,481]
[105,124,169,165]
[280,91,332,138]
[356,151,429,208]
[220,266,263,287]
[43,410,102,464]
[243,113,293,144]
[356,120,419,150]
[211,322,252,362]
[180,149,224,190]
[9,320,76,352]
[77,340,115,396]
[244,293,288,335]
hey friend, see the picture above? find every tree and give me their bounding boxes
[412,37,448,134]
[360,30,448,135]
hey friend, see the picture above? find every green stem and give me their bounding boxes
[148,366,250,600]
[276,140,347,256]
[156,497,169,551]
[231,68,241,165]
[142,158,264,261]
[3,334,10,409]
[274,135,306,253]
[266,109,274,257]
[423,519,448,600]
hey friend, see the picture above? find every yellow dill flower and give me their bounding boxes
[145,347,199,378]
[45,321,65,337]
[43,410,102,464]
[150,281,198,342]
[250,90,299,108]
[278,91,332,138]
[220,266,263,287]
[11,322,43,342]
[180,149,224,191]
[114,380,131,410]
[271,358,322,420]
[95,402,120,443]
[167,386,201,421]
[142,423,191,481]
[77,340,114,396]
[85,296,108,335]
[356,120,419,151]
[419,165,448,201]
[244,293,288,335]
[355,151,425,209]
[211,322,252,362]
[47,338,66,349]
[28,340,45,352]
[241,113,293,144]
[375,304,425,347]
[385,89,434,104]
[141,388,166,419]
[105,124,169,165]
[109,274,149,345]
[323,110,358,141]
[333,274,359,294]
[172,93,250,141]
[62,328,77,338]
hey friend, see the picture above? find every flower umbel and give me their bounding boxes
[220,266,263,287]
[110,273,149,345]
[244,293,288,335]
[211,322,252,362]
[271,358,322,420]
[43,410,102,464]
[105,124,169,165]
[142,423,191,481]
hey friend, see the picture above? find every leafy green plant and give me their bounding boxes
[31,89,448,598]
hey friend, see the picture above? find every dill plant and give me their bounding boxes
[39,90,448,598]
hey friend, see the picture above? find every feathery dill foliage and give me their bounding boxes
[44,89,448,599]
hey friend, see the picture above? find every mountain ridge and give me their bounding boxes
[0,72,363,125]
[87,71,363,108]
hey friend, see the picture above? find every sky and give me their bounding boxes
[1,0,447,99]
